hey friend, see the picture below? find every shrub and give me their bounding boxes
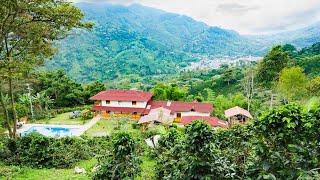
[172,123,178,129]
[143,125,167,139]
[93,132,142,180]
[131,121,139,129]
[1,133,94,168]
[55,105,91,114]
[80,109,94,120]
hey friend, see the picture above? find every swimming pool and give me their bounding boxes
[22,126,80,137]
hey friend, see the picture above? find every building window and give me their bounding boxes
[177,113,181,118]
[132,101,137,105]
[106,100,110,104]
[133,112,137,115]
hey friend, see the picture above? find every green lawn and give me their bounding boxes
[83,118,141,136]
[34,112,90,125]
[0,159,97,180]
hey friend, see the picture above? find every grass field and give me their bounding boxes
[0,159,97,180]
[83,118,141,136]
[34,112,90,125]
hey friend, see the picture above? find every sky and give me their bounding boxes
[71,0,320,35]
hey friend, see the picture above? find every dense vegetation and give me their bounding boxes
[44,3,320,83]
[1,1,320,179]
[1,102,319,179]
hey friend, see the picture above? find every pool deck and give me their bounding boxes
[17,115,101,136]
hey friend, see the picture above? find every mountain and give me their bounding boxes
[248,21,320,51]
[45,3,320,83]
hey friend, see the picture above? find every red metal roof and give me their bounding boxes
[91,106,145,113]
[145,100,213,114]
[181,116,228,128]
[224,106,252,119]
[90,90,153,101]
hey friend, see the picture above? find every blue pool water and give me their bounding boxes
[22,126,80,137]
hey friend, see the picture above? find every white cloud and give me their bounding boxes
[71,0,320,34]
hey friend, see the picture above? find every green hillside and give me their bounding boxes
[45,3,320,84]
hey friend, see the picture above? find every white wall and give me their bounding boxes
[101,100,147,108]
[174,111,210,118]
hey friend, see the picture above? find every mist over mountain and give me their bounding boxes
[46,3,320,83]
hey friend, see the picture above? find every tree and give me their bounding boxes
[256,45,290,88]
[0,0,92,137]
[93,132,142,179]
[35,70,85,107]
[242,67,255,111]
[203,88,215,103]
[251,103,315,179]
[277,66,308,101]
[84,81,105,102]
[282,44,296,55]
[307,76,320,97]
[221,68,235,85]
[183,121,235,179]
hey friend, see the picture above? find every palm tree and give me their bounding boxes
[32,92,46,112]
[18,94,30,107]
[42,95,54,111]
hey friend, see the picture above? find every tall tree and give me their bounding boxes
[256,45,290,88]
[0,0,92,137]
[242,67,256,111]
[307,76,320,97]
[84,81,105,101]
[35,70,85,107]
[221,68,235,85]
[277,66,308,102]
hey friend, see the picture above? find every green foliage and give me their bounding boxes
[131,121,139,129]
[93,132,142,180]
[156,121,236,179]
[256,45,290,88]
[214,93,247,118]
[277,66,308,101]
[221,68,236,85]
[80,109,94,120]
[295,55,320,77]
[34,70,85,107]
[307,76,320,96]
[84,81,105,102]
[8,103,29,119]
[250,103,320,179]
[143,125,167,139]
[151,83,187,101]
[1,133,92,168]
[296,42,320,58]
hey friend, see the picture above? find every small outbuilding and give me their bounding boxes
[224,106,252,127]
[138,107,173,130]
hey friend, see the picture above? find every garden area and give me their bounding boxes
[34,112,91,125]
[0,115,162,180]
[1,103,320,179]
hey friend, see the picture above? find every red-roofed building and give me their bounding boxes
[224,106,252,127]
[90,89,213,122]
[144,100,213,122]
[90,89,153,119]
[181,116,228,128]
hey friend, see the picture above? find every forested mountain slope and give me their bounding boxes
[45,3,320,83]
